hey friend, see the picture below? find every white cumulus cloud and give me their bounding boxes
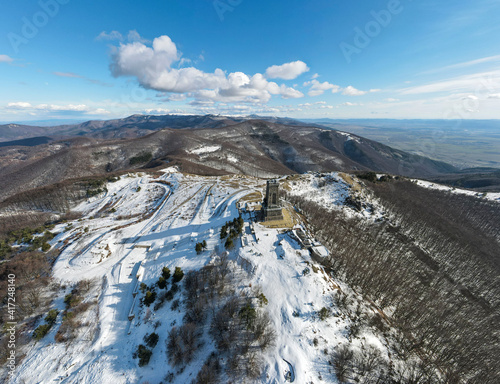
[5,102,109,115]
[37,104,88,112]
[110,35,305,103]
[341,86,379,96]
[0,55,14,63]
[265,60,310,80]
[278,84,304,99]
[7,102,32,109]
[342,86,367,96]
[304,79,340,96]
[339,102,361,106]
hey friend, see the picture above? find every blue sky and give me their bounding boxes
[1,0,500,122]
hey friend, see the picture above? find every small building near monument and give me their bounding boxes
[263,179,284,221]
[294,228,312,248]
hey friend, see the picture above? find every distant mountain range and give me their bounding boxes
[0,114,498,203]
[0,114,315,144]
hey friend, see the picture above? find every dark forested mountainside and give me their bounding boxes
[0,119,460,204]
[285,179,500,383]
[0,114,305,143]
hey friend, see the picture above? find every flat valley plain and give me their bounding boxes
[314,119,500,169]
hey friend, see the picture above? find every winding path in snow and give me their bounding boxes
[283,358,295,382]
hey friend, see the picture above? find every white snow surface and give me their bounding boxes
[9,170,389,384]
[413,179,500,202]
[286,173,350,210]
[226,154,238,163]
[337,131,361,143]
[189,145,221,155]
[285,172,384,220]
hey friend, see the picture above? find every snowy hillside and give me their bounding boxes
[6,169,484,383]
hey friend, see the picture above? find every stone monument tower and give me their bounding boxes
[263,179,283,221]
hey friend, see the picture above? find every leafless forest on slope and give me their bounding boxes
[285,178,500,383]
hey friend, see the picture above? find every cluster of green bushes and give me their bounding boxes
[143,291,157,307]
[134,269,183,368]
[33,309,59,341]
[220,216,244,249]
[129,152,153,166]
[64,291,83,309]
[144,332,159,347]
[0,225,55,258]
[357,172,394,183]
[134,344,152,366]
[7,225,54,244]
[195,240,207,254]
[173,267,184,283]
[357,172,378,183]
[161,266,171,280]
[156,266,171,289]
[84,179,108,197]
[133,332,159,366]
[318,307,331,321]
[83,176,118,197]
[87,188,106,197]
[141,266,184,308]
[257,292,269,306]
[32,325,51,341]
[33,231,54,252]
[84,179,106,189]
